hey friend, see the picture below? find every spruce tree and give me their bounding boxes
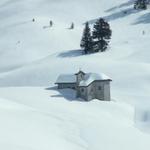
[141,0,147,9]
[134,0,147,10]
[134,0,138,9]
[80,22,93,54]
[92,18,112,52]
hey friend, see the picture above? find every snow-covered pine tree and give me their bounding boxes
[134,0,147,10]
[92,18,112,52]
[134,0,138,9]
[141,0,147,9]
[146,0,150,4]
[80,22,93,54]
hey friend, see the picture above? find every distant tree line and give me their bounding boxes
[80,18,112,54]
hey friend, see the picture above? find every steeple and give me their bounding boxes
[75,69,85,76]
[75,70,85,86]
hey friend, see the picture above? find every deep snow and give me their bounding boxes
[0,87,148,150]
[0,0,150,149]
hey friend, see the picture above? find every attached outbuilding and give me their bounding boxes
[55,70,112,101]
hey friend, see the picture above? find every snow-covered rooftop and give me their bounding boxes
[79,73,111,86]
[55,74,76,83]
[55,72,111,86]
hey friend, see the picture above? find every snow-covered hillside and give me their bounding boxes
[0,87,149,150]
[0,0,150,103]
[0,0,150,149]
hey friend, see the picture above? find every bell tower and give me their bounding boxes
[75,70,85,97]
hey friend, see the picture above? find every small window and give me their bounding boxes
[98,86,102,90]
[81,88,84,92]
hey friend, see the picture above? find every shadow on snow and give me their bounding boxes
[133,12,150,25]
[45,87,86,102]
[57,49,83,58]
[89,8,141,24]
[105,0,134,13]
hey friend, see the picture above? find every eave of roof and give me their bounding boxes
[55,82,76,84]
[79,79,112,87]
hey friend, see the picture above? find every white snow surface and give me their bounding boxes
[0,0,150,149]
[79,73,111,86]
[0,87,149,150]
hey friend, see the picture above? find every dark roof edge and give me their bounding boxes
[79,79,112,87]
[75,70,86,75]
[55,82,76,84]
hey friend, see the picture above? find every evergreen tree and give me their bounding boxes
[134,0,147,10]
[147,0,150,4]
[80,22,93,54]
[92,18,112,52]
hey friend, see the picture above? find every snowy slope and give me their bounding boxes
[0,87,149,150]
[0,0,150,105]
[0,0,150,149]
[0,0,149,104]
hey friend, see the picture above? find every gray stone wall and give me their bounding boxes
[81,81,111,101]
[77,87,87,100]
[94,81,111,101]
[103,81,111,101]
[86,83,95,101]
[94,81,105,100]
[58,83,76,89]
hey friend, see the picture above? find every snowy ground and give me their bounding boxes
[0,0,150,149]
[0,87,149,150]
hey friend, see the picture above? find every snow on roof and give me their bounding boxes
[55,72,111,86]
[55,74,76,84]
[79,73,111,86]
